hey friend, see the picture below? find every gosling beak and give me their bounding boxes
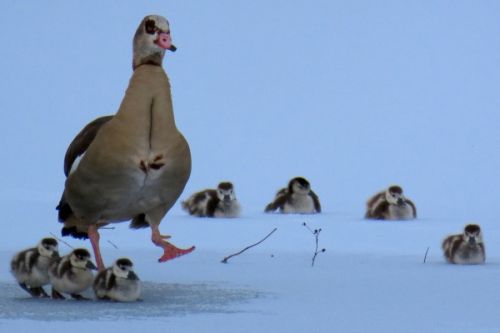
[51,252,59,259]
[86,261,97,270]
[468,237,477,246]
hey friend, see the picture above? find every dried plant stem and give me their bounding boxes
[303,222,326,267]
[107,240,119,249]
[221,228,277,264]
[423,247,430,263]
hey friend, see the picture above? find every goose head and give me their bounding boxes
[133,15,176,70]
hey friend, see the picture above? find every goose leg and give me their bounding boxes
[52,288,66,300]
[71,293,90,301]
[88,224,105,271]
[19,283,41,297]
[31,287,49,298]
[151,224,195,262]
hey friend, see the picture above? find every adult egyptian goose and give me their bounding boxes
[264,177,321,214]
[365,185,417,220]
[57,15,194,271]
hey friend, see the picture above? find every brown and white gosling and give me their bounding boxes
[182,182,241,218]
[265,177,321,214]
[10,237,59,297]
[93,258,141,302]
[365,185,416,220]
[442,224,485,265]
[49,248,97,300]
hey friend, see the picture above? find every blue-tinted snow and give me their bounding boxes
[1,1,499,332]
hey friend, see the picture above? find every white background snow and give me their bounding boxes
[1,1,499,332]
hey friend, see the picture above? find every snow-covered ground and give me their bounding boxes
[1,1,499,332]
[2,213,500,332]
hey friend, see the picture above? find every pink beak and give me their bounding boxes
[156,32,177,52]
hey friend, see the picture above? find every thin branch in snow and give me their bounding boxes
[423,246,430,263]
[303,222,326,267]
[49,232,74,249]
[221,228,277,264]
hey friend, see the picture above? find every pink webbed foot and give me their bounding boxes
[157,242,195,262]
[151,226,195,262]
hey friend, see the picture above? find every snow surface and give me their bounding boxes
[1,1,500,332]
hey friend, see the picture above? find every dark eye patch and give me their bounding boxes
[145,19,157,34]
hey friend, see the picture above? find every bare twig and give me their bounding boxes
[221,228,277,263]
[303,222,326,267]
[49,232,74,249]
[107,240,119,249]
[423,247,430,263]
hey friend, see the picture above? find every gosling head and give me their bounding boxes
[463,224,483,246]
[216,182,237,204]
[69,248,97,270]
[37,237,59,259]
[112,258,139,280]
[385,185,406,205]
[288,177,311,195]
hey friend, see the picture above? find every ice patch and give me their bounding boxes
[0,281,263,321]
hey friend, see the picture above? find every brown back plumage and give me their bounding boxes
[182,189,219,217]
[11,248,38,274]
